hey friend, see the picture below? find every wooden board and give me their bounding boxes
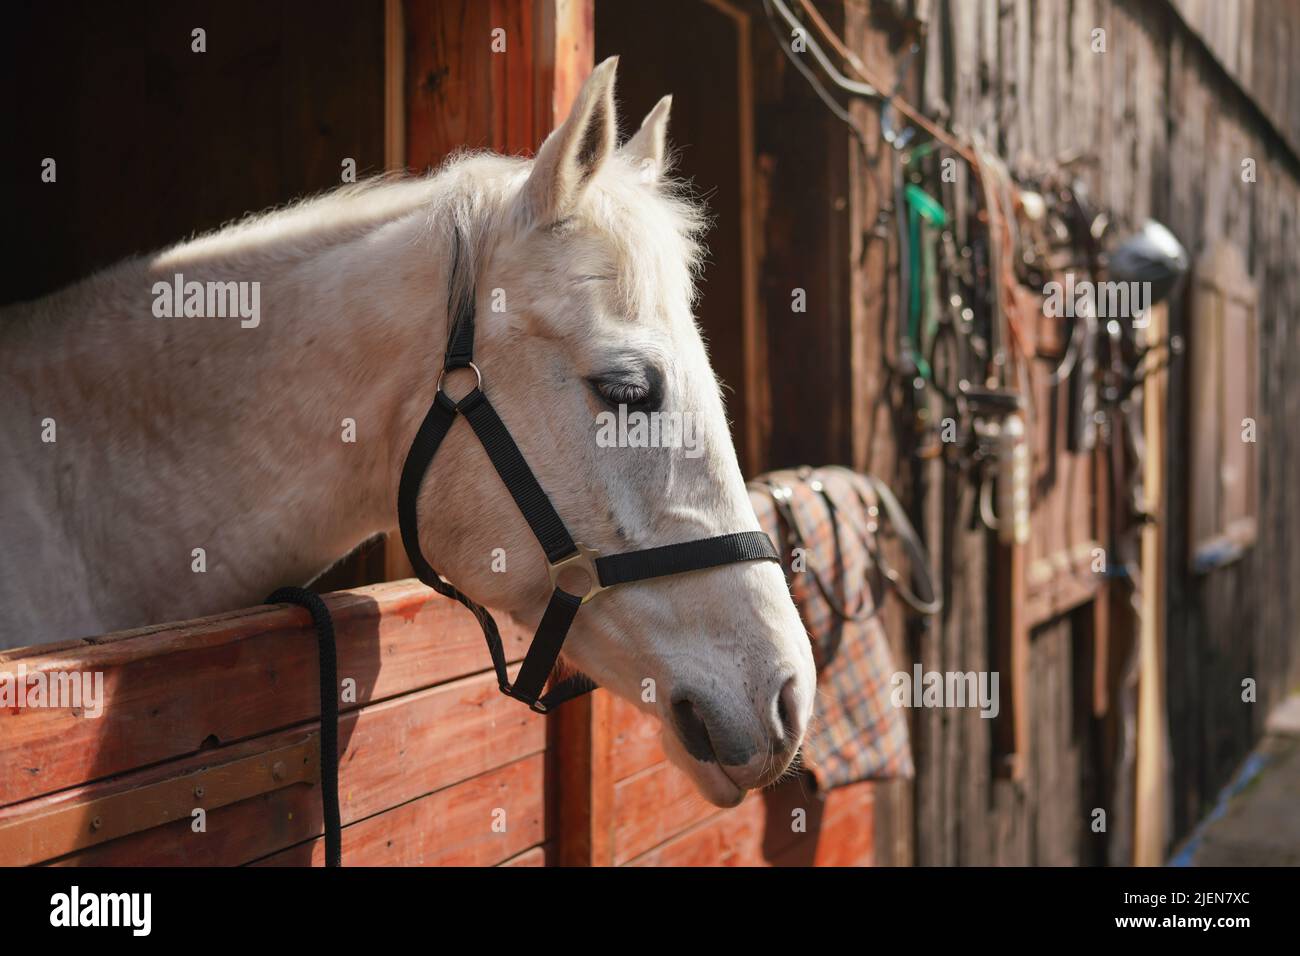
[612,760,723,865]
[608,695,667,782]
[623,777,875,867]
[0,581,529,809]
[255,754,546,867]
[1135,304,1170,865]
[550,689,614,866]
[3,665,544,866]
[500,844,550,866]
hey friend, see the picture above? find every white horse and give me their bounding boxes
[0,58,814,806]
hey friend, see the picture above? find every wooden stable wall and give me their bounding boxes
[1158,0,1300,845]
[0,0,880,869]
[904,0,1300,863]
[0,584,547,866]
[12,0,1290,870]
[0,583,872,867]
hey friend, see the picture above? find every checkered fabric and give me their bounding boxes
[749,466,914,788]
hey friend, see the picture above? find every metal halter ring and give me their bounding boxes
[546,543,609,604]
[436,361,482,399]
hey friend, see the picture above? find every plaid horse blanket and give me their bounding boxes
[749,466,919,788]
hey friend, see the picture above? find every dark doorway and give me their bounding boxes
[595,0,757,471]
[2,1,385,307]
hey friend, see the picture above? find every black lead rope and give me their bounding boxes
[265,587,342,868]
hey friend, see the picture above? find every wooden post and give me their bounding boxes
[1134,303,1170,865]
[398,0,601,865]
[550,689,614,865]
[384,0,406,172]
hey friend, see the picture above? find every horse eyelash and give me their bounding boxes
[588,369,657,409]
[594,379,650,405]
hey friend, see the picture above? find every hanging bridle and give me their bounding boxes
[396,232,780,713]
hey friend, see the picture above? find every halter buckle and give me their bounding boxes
[546,543,608,604]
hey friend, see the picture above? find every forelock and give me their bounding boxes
[581,156,708,319]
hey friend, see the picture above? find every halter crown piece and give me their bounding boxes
[396,230,780,712]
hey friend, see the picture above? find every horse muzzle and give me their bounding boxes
[669,668,811,795]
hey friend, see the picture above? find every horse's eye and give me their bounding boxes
[593,379,651,408]
[588,363,663,411]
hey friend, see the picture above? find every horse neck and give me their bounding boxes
[5,181,464,635]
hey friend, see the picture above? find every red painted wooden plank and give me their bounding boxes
[608,695,666,783]
[613,759,877,867]
[551,688,614,865]
[624,777,875,867]
[625,794,766,867]
[0,581,528,808]
[405,0,496,168]
[612,759,724,865]
[11,668,543,866]
[405,0,590,170]
[255,753,545,867]
[499,843,549,866]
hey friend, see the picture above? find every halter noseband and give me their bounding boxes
[396,232,780,713]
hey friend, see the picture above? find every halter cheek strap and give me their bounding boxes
[396,232,779,713]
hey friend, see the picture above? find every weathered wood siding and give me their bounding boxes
[909,0,1300,863]
[1168,0,1300,158]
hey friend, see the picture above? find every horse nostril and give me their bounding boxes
[774,675,803,751]
[672,697,716,763]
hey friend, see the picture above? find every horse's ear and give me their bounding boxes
[526,56,619,224]
[620,95,672,182]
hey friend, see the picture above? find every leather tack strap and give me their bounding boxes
[443,230,477,369]
[458,389,576,563]
[595,532,778,587]
[510,588,583,705]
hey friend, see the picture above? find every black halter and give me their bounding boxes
[396,234,780,713]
